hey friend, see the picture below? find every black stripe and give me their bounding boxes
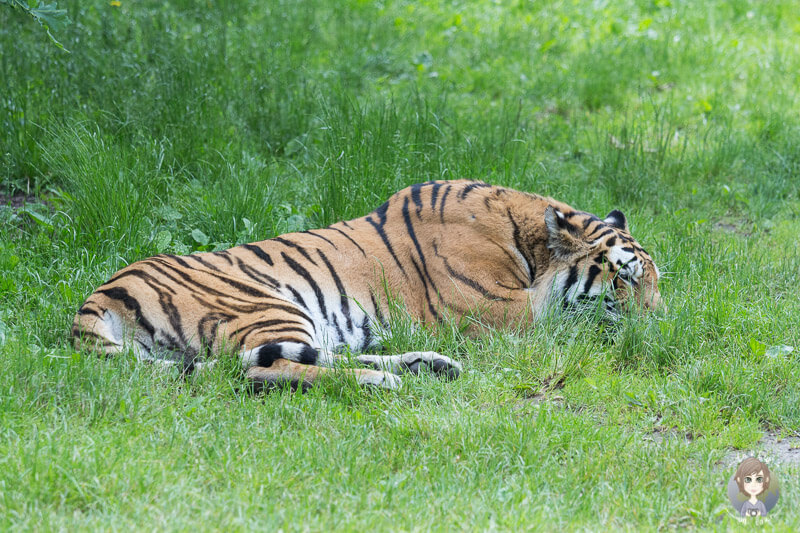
[317,250,354,332]
[156,288,190,349]
[370,291,387,327]
[589,228,615,239]
[184,254,221,272]
[429,182,443,211]
[77,307,102,318]
[583,265,602,294]
[458,182,490,200]
[213,300,293,315]
[304,230,338,249]
[433,243,510,301]
[492,243,529,287]
[212,250,234,265]
[152,330,183,352]
[235,258,281,288]
[583,215,600,230]
[252,343,319,366]
[507,210,536,284]
[151,330,200,373]
[328,226,367,256]
[242,244,274,266]
[409,255,439,320]
[563,265,579,298]
[402,196,441,305]
[214,298,313,324]
[165,254,193,269]
[331,314,345,346]
[96,287,156,337]
[141,261,227,300]
[361,315,373,351]
[410,183,424,216]
[365,204,408,278]
[558,217,581,237]
[197,312,234,348]
[231,319,309,340]
[443,259,511,301]
[187,263,275,298]
[254,343,282,367]
[272,237,318,266]
[287,286,309,310]
[281,252,328,319]
[296,345,318,365]
[151,256,274,299]
[374,200,390,219]
[439,185,452,223]
[103,267,178,296]
[268,326,315,336]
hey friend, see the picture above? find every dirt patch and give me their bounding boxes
[644,425,799,470]
[712,218,754,237]
[0,194,40,209]
[645,426,695,445]
[717,431,800,471]
[760,432,800,464]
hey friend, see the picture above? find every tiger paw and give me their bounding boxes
[400,351,462,380]
[358,370,403,390]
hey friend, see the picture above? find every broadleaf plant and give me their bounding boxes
[1,0,71,51]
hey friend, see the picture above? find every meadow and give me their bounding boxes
[1,0,799,529]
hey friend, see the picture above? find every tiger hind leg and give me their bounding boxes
[245,360,402,391]
[240,342,402,390]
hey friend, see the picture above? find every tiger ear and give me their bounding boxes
[604,209,628,232]
[545,206,586,258]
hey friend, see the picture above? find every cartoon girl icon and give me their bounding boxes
[734,457,771,518]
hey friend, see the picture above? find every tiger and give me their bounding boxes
[72,180,661,390]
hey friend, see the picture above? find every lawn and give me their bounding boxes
[2,0,799,529]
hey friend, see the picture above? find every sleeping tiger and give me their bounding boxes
[73,180,661,389]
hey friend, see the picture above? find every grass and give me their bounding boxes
[2,0,800,529]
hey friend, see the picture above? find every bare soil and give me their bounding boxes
[0,194,39,209]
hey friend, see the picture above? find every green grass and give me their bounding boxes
[2,0,800,529]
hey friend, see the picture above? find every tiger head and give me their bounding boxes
[544,205,661,316]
